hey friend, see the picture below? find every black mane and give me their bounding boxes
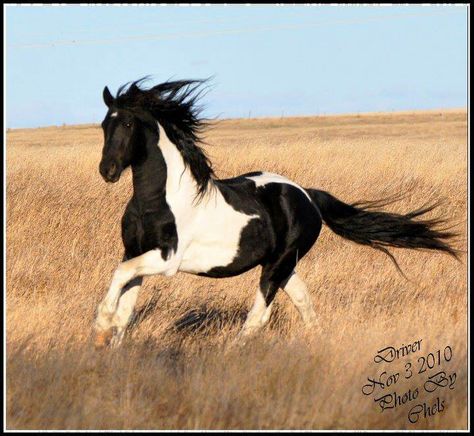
[113,77,214,197]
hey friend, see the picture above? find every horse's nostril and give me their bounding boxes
[107,163,116,177]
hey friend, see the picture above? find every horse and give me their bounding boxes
[94,78,458,348]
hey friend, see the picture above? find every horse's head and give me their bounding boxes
[99,86,149,183]
[98,78,214,194]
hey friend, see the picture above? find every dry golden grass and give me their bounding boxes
[6,110,468,430]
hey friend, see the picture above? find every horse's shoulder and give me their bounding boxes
[122,198,138,218]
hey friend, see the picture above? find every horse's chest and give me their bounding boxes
[121,207,178,260]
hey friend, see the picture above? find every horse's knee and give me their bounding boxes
[95,301,115,328]
[112,262,135,287]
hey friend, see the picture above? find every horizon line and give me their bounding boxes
[5,106,467,131]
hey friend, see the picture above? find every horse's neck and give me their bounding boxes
[131,130,168,210]
[131,123,210,218]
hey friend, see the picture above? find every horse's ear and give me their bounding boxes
[103,86,114,107]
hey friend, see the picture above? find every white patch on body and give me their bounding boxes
[157,123,258,274]
[246,172,312,202]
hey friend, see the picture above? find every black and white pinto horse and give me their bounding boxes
[94,79,457,348]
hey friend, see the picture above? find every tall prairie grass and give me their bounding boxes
[6,110,468,430]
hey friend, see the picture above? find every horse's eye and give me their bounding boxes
[123,122,132,128]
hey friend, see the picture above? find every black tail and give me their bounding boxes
[307,189,460,275]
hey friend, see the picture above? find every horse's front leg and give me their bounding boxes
[94,249,180,348]
[110,277,142,347]
[94,276,143,348]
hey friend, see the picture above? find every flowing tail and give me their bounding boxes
[306,189,460,274]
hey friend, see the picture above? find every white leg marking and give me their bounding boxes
[95,249,180,337]
[260,301,274,326]
[109,277,142,347]
[239,289,273,338]
[283,272,318,327]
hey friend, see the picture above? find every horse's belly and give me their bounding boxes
[173,188,260,275]
[179,241,240,274]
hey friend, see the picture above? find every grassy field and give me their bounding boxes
[6,110,468,430]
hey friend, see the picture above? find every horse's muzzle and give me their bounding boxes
[99,159,121,183]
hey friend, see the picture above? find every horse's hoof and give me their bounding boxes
[94,329,114,349]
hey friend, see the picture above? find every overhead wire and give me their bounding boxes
[7,10,454,50]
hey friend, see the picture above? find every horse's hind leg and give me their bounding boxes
[282,272,318,328]
[239,288,275,338]
[238,254,296,339]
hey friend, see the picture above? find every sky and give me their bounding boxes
[5,4,468,128]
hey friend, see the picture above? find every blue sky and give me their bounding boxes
[5,5,468,128]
